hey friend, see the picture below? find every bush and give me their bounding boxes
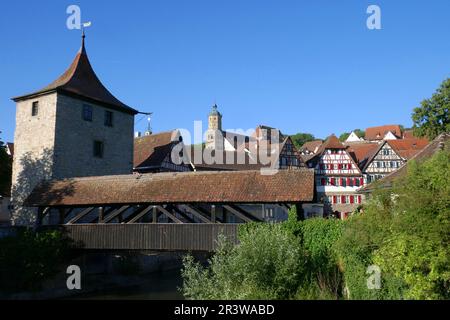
[334,151,450,300]
[181,224,307,299]
[0,229,76,293]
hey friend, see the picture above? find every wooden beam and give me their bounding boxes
[98,207,105,223]
[127,205,153,224]
[103,206,130,223]
[152,206,158,223]
[211,205,216,223]
[223,205,262,223]
[156,206,183,224]
[180,205,212,223]
[170,205,195,223]
[66,207,95,224]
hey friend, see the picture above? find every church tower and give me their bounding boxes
[205,104,223,150]
[10,34,138,225]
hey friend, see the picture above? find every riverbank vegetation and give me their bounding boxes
[0,229,76,293]
[181,150,450,300]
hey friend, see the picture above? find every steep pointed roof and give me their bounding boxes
[12,35,138,115]
[320,134,346,150]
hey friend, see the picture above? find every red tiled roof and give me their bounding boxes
[25,169,315,206]
[360,133,449,192]
[387,138,430,159]
[301,140,323,153]
[346,143,379,164]
[134,131,179,169]
[365,125,402,140]
[402,130,415,139]
[320,135,345,150]
[12,36,137,115]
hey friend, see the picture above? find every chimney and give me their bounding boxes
[134,131,141,138]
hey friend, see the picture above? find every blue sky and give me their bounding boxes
[1,0,449,143]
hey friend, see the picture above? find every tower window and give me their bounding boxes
[31,101,39,116]
[93,140,104,158]
[82,104,93,121]
[104,111,113,127]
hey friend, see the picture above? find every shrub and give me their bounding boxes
[0,229,76,293]
[181,224,307,299]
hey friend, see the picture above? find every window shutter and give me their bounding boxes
[358,195,362,204]
[350,196,354,204]
[347,178,351,186]
[341,196,346,204]
[321,178,326,185]
[360,178,364,185]
[333,196,337,204]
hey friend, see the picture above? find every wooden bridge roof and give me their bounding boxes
[25,169,315,207]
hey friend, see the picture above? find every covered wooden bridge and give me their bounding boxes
[26,170,314,251]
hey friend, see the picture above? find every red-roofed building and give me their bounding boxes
[306,135,364,217]
[361,138,430,183]
[365,125,402,142]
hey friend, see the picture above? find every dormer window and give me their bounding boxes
[31,101,39,116]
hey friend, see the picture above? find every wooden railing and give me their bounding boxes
[61,223,240,251]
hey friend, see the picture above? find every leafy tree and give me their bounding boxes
[290,133,316,149]
[0,132,12,197]
[412,78,450,139]
[334,150,450,299]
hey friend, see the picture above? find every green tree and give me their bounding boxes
[290,133,316,149]
[412,78,450,139]
[0,133,12,197]
[334,150,450,299]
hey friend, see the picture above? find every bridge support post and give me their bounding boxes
[211,205,216,223]
[98,207,104,223]
[152,206,158,223]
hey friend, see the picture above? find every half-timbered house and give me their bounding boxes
[362,138,429,183]
[306,135,364,217]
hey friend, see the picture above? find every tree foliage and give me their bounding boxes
[0,134,12,197]
[412,78,450,139]
[334,150,450,299]
[0,229,77,293]
[290,133,316,149]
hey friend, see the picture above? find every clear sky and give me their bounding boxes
[1,0,449,143]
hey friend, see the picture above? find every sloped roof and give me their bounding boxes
[134,131,179,169]
[365,125,402,140]
[346,143,379,165]
[402,130,415,139]
[12,35,137,115]
[318,135,345,151]
[360,133,449,192]
[300,140,323,153]
[25,169,315,206]
[387,138,429,159]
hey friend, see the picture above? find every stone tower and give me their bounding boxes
[205,104,224,150]
[10,34,138,225]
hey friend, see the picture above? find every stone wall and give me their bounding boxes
[10,93,135,225]
[11,93,58,225]
[53,94,134,178]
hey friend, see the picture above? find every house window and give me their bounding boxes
[104,111,113,127]
[93,140,104,158]
[31,101,39,116]
[83,104,93,121]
